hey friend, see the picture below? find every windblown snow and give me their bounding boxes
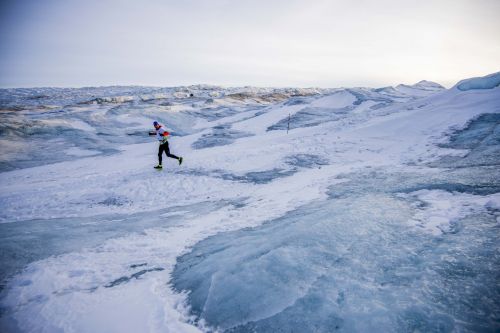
[0,75,499,333]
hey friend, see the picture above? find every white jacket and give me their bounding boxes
[156,127,170,143]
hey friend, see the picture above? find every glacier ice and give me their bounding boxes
[173,192,498,332]
[173,173,499,332]
[433,113,500,168]
[0,73,499,333]
[0,200,229,283]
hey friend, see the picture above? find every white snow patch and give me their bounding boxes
[310,90,356,108]
[406,190,500,235]
[69,119,96,132]
[64,147,99,157]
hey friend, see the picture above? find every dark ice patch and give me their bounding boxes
[284,154,329,168]
[433,113,500,168]
[283,98,309,106]
[326,167,500,199]
[220,168,297,184]
[97,196,131,206]
[187,107,241,122]
[105,267,164,288]
[176,167,297,184]
[401,183,500,196]
[192,124,253,149]
[228,197,248,209]
[370,102,392,110]
[267,106,352,131]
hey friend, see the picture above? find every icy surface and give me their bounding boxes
[0,73,499,332]
[455,72,500,91]
[173,194,498,332]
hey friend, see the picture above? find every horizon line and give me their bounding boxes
[0,79,451,91]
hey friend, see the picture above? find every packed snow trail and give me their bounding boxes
[0,73,499,332]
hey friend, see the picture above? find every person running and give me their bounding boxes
[149,121,183,169]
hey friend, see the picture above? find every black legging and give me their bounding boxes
[158,141,179,164]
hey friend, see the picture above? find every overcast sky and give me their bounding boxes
[0,0,499,88]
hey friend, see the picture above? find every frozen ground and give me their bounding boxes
[0,73,499,332]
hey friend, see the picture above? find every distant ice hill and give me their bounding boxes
[0,72,499,333]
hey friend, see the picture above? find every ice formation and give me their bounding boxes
[0,75,499,332]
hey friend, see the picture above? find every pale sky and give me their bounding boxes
[0,0,499,88]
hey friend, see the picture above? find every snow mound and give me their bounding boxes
[395,80,445,96]
[311,90,356,108]
[412,80,445,90]
[455,72,500,91]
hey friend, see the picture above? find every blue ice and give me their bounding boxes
[173,192,499,332]
[0,200,235,284]
[456,72,500,91]
[434,113,500,168]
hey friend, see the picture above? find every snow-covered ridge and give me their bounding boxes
[0,81,442,110]
[0,85,329,110]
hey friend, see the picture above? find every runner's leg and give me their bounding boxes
[164,141,180,160]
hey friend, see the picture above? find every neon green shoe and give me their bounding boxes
[178,157,183,165]
[154,164,163,169]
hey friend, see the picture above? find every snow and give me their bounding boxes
[310,90,356,108]
[405,190,500,235]
[64,147,99,157]
[0,72,499,332]
[395,82,443,97]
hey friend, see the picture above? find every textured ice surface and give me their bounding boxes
[267,106,352,131]
[434,113,500,168]
[187,106,243,122]
[177,167,298,185]
[104,267,165,288]
[222,169,297,184]
[284,154,329,168]
[173,194,499,332]
[174,186,499,332]
[0,200,231,284]
[192,125,254,149]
